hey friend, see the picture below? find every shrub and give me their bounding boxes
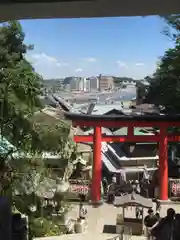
[29,217,66,239]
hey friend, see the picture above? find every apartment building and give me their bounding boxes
[69,77,87,91]
[99,75,114,91]
[88,77,99,91]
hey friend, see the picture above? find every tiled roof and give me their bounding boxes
[91,104,123,115]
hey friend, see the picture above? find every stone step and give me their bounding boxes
[34,234,117,240]
[34,233,146,240]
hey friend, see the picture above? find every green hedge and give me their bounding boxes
[29,217,66,239]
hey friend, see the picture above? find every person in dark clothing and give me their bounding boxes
[102,177,108,195]
[155,212,161,222]
[156,200,161,212]
[151,208,176,240]
[144,208,159,228]
[107,183,115,203]
[12,213,27,240]
[174,213,180,240]
[144,208,159,240]
[79,194,86,202]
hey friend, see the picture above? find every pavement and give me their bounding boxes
[34,234,146,240]
[35,201,180,240]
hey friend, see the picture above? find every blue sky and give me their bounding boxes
[21,16,173,79]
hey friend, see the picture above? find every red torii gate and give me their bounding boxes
[65,113,180,204]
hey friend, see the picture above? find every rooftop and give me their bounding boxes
[90,104,131,115]
[1,0,179,21]
[131,104,159,114]
[71,102,132,115]
[64,112,180,125]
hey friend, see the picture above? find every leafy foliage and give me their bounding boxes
[29,217,66,238]
[136,80,149,104]
[146,15,180,113]
[161,15,180,42]
[0,21,43,195]
[0,20,77,239]
[0,21,42,152]
[0,21,77,201]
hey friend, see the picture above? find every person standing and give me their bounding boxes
[107,181,116,203]
[144,208,159,240]
[102,177,108,195]
[136,206,143,219]
[144,208,158,227]
[151,208,176,240]
[79,202,87,220]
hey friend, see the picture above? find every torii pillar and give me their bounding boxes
[91,126,102,204]
[159,125,168,200]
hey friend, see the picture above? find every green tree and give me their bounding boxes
[0,21,77,239]
[0,21,76,198]
[0,21,42,150]
[146,15,180,113]
[161,14,180,42]
[136,80,149,105]
[0,21,43,195]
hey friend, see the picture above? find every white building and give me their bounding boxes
[89,77,99,91]
[69,77,88,91]
[77,77,87,91]
[86,79,91,92]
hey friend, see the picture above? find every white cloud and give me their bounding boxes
[75,68,84,73]
[32,53,56,62]
[85,57,97,62]
[116,60,128,68]
[26,52,69,79]
[135,62,145,66]
[30,53,69,67]
[25,52,155,79]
